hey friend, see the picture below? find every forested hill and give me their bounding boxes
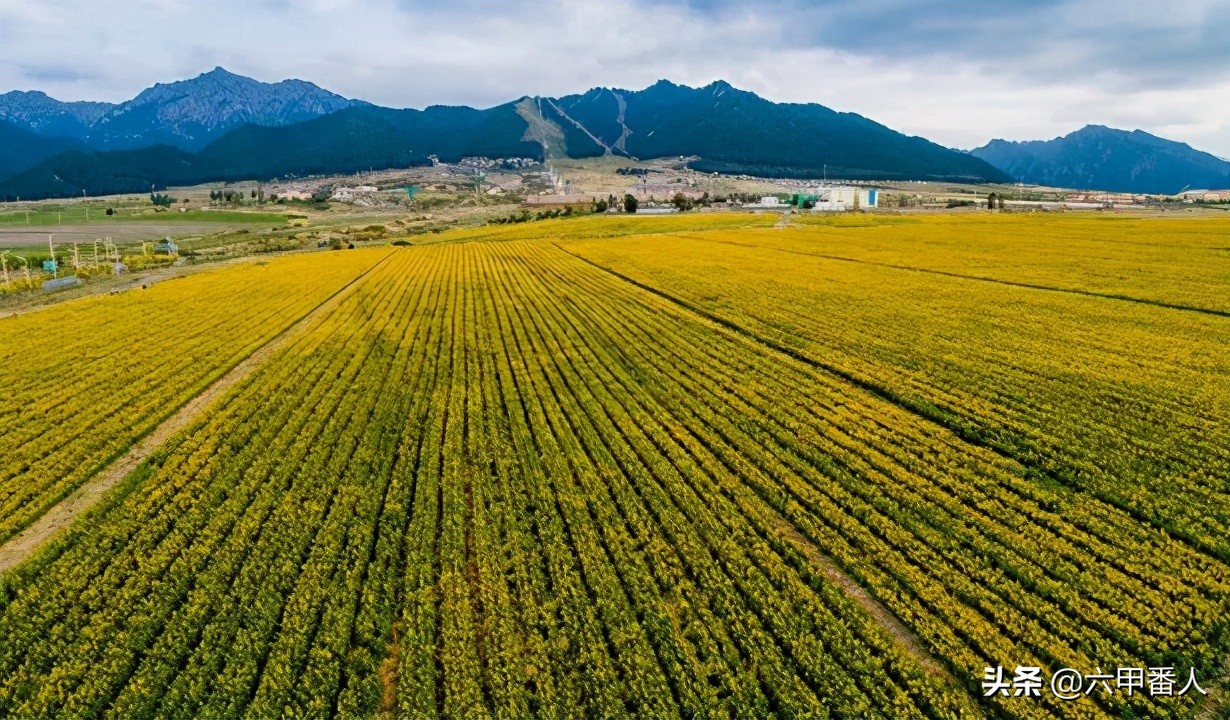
[547,80,1006,181]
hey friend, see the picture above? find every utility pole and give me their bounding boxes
[48,235,57,279]
[73,242,80,271]
[93,239,100,270]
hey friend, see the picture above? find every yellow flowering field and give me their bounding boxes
[0,249,387,542]
[0,213,1225,718]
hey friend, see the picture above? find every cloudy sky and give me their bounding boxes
[2,0,1228,156]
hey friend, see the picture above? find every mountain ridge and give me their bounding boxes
[0,91,114,139]
[971,125,1230,194]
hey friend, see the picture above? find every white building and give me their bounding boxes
[330,186,380,202]
[1177,189,1230,202]
[742,196,783,209]
[810,186,878,211]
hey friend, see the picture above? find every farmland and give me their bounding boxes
[0,249,387,544]
[0,204,292,249]
[0,213,1227,718]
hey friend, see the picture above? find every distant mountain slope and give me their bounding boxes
[554,80,1008,181]
[0,145,203,199]
[971,125,1230,194]
[197,103,542,178]
[0,74,1010,199]
[0,68,365,152]
[0,104,543,199]
[0,121,85,181]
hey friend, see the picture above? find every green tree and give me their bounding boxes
[624,194,639,213]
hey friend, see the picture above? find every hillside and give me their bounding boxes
[0,121,85,181]
[0,104,543,199]
[972,125,1230,194]
[195,103,543,178]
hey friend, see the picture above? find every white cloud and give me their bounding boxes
[0,0,1227,157]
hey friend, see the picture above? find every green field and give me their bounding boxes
[0,213,1226,718]
[0,206,289,227]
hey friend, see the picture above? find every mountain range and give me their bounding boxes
[971,126,1230,195]
[2,68,1226,200]
[0,68,1015,200]
[0,67,364,153]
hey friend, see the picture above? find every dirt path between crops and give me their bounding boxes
[767,514,952,677]
[0,251,393,574]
